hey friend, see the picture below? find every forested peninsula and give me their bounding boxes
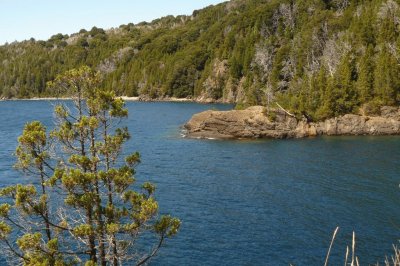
[1,0,400,122]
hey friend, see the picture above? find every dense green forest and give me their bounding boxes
[1,0,400,120]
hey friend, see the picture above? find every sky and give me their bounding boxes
[0,0,227,44]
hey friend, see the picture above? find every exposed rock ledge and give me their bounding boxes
[184,106,400,139]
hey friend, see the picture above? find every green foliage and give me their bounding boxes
[0,0,400,120]
[0,222,11,239]
[0,67,180,265]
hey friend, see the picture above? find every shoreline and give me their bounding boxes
[184,106,400,140]
[0,96,228,104]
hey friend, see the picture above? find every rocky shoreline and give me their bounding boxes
[184,106,400,139]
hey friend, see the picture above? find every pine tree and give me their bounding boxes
[356,45,374,103]
[374,47,398,105]
[330,53,357,116]
[310,66,328,120]
[0,66,180,265]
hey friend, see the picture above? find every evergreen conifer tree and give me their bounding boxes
[0,66,180,266]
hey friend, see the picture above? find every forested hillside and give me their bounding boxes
[1,0,400,120]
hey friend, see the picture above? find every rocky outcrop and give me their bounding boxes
[184,106,400,139]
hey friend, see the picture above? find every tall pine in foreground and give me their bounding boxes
[0,66,180,265]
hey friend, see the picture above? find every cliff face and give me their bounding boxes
[184,106,400,139]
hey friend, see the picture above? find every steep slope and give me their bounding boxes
[1,0,400,120]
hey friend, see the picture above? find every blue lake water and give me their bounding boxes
[0,100,399,265]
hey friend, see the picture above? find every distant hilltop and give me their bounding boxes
[1,0,400,121]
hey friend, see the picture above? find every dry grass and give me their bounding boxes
[323,227,360,266]
[322,227,400,266]
[381,245,400,266]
